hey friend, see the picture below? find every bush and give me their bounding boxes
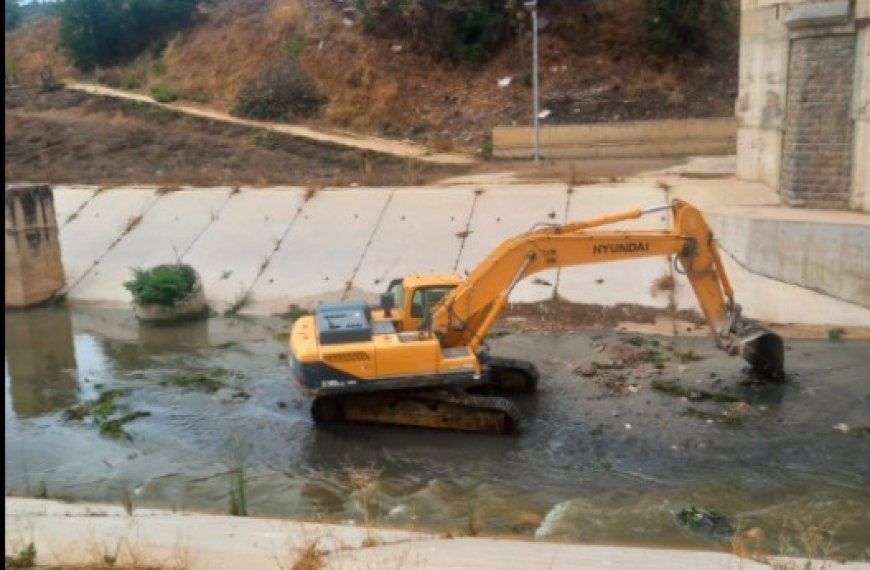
[232,59,324,121]
[645,0,731,55]
[150,83,179,102]
[123,263,198,307]
[519,69,532,87]
[356,0,511,66]
[57,0,197,71]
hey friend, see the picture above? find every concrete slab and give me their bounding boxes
[249,188,393,313]
[52,186,97,228]
[557,182,675,308]
[352,187,475,294]
[455,184,570,303]
[183,188,306,312]
[716,249,870,326]
[59,188,161,289]
[69,188,232,305]
[668,178,781,209]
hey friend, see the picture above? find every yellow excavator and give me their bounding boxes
[288,199,784,434]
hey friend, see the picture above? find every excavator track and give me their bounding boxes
[486,356,539,394]
[311,389,522,434]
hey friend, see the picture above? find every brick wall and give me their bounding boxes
[781,34,856,208]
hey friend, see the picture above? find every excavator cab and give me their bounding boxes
[374,275,460,333]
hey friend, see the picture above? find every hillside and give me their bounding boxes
[5,0,738,153]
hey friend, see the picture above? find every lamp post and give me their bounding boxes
[524,0,540,163]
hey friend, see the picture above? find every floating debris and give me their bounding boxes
[652,379,740,403]
[676,507,734,538]
[63,388,150,441]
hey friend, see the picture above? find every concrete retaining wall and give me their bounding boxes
[50,184,870,327]
[707,209,870,309]
[492,118,737,159]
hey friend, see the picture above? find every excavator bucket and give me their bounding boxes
[734,320,785,381]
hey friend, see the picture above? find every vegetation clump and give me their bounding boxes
[123,263,198,307]
[57,0,198,71]
[5,542,36,569]
[357,0,512,66]
[5,0,22,33]
[63,388,151,440]
[676,507,734,538]
[232,59,324,121]
[645,0,732,55]
[150,83,179,103]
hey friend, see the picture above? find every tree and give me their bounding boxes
[5,0,22,32]
[57,0,198,71]
[645,0,731,55]
[356,0,512,66]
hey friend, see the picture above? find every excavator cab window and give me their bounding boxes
[410,287,453,319]
[386,279,404,311]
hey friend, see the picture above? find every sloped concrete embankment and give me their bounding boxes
[50,180,870,327]
[11,497,866,570]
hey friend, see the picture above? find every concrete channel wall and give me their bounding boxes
[492,118,737,159]
[707,208,870,309]
[48,184,870,327]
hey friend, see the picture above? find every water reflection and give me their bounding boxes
[5,307,79,417]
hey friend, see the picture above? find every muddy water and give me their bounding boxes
[5,307,870,559]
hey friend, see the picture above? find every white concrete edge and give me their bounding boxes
[7,498,868,570]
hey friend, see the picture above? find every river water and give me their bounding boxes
[5,307,869,559]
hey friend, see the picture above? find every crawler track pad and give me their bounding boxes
[311,390,521,434]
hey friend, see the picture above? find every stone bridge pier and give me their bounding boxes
[5,184,65,308]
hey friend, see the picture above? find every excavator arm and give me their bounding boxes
[430,199,784,380]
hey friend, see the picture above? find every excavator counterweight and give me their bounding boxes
[288,199,784,434]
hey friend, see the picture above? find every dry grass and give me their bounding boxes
[124,215,144,234]
[650,273,676,296]
[344,464,383,548]
[271,0,305,31]
[4,19,76,85]
[288,539,325,570]
[730,524,768,565]
[303,185,319,202]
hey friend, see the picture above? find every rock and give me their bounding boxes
[574,362,597,377]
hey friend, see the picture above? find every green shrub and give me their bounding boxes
[283,33,307,59]
[519,69,533,87]
[123,263,198,307]
[5,57,18,83]
[645,0,731,55]
[57,0,197,71]
[232,59,324,121]
[150,83,179,103]
[477,137,493,160]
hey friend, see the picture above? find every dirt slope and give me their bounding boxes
[5,0,738,152]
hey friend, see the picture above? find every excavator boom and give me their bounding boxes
[288,199,785,434]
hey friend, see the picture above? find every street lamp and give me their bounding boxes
[523,0,540,163]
